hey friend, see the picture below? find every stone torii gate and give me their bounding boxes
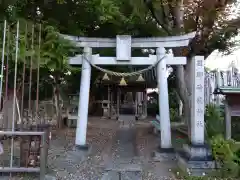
[65,33,206,162]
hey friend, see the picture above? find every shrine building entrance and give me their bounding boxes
[95,74,150,120]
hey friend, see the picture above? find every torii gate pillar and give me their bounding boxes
[75,47,92,148]
[156,47,172,148]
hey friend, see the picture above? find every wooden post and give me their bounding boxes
[116,88,120,120]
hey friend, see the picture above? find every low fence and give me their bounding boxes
[0,98,52,179]
[0,131,48,180]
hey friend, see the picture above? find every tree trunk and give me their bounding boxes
[175,66,190,118]
[171,0,192,137]
[53,78,63,128]
[144,0,192,132]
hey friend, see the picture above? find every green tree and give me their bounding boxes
[41,25,78,128]
[0,18,79,126]
[130,0,240,128]
[1,0,240,128]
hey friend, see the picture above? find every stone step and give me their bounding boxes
[120,171,142,180]
[152,150,176,162]
[101,171,142,180]
[101,171,120,180]
[105,162,142,172]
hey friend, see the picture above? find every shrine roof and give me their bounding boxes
[214,87,240,95]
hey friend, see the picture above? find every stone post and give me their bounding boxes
[156,47,172,149]
[190,56,205,145]
[177,56,216,175]
[225,98,231,140]
[75,47,92,149]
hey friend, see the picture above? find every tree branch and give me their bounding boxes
[144,0,172,35]
[188,0,232,56]
[160,0,170,28]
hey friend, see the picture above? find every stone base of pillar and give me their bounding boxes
[176,144,217,176]
[76,144,90,151]
[152,147,176,162]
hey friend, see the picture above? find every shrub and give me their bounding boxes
[210,135,240,178]
[205,104,224,139]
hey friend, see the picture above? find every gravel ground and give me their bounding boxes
[0,117,184,180]
[47,118,119,180]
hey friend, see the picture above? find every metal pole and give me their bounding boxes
[16,98,22,124]
[20,23,28,120]
[28,24,34,117]
[10,20,20,168]
[36,24,41,117]
[40,132,47,180]
[0,20,7,110]
[5,25,10,103]
[0,131,44,136]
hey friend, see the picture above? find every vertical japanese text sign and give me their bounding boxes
[192,56,205,144]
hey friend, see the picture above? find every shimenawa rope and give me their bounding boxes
[82,55,166,77]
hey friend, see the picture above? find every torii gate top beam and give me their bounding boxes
[62,32,196,48]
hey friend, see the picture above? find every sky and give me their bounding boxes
[205,1,240,70]
[205,47,240,70]
[205,28,240,70]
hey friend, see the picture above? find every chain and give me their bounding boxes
[82,55,166,77]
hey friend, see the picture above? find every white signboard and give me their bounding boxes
[191,56,205,144]
[116,35,131,61]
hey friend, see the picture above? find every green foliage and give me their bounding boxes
[177,175,233,180]
[170,108,182,122]
[0,19,80,100]
[41,25,77,73]
[170,108,177,121]
[207,27,239,55]
[205,104,224,139]
[232,116,240,141]
[210,135,240,178]
[204,104,240,178]
[177,175,219,180]
[174,167,228,180]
